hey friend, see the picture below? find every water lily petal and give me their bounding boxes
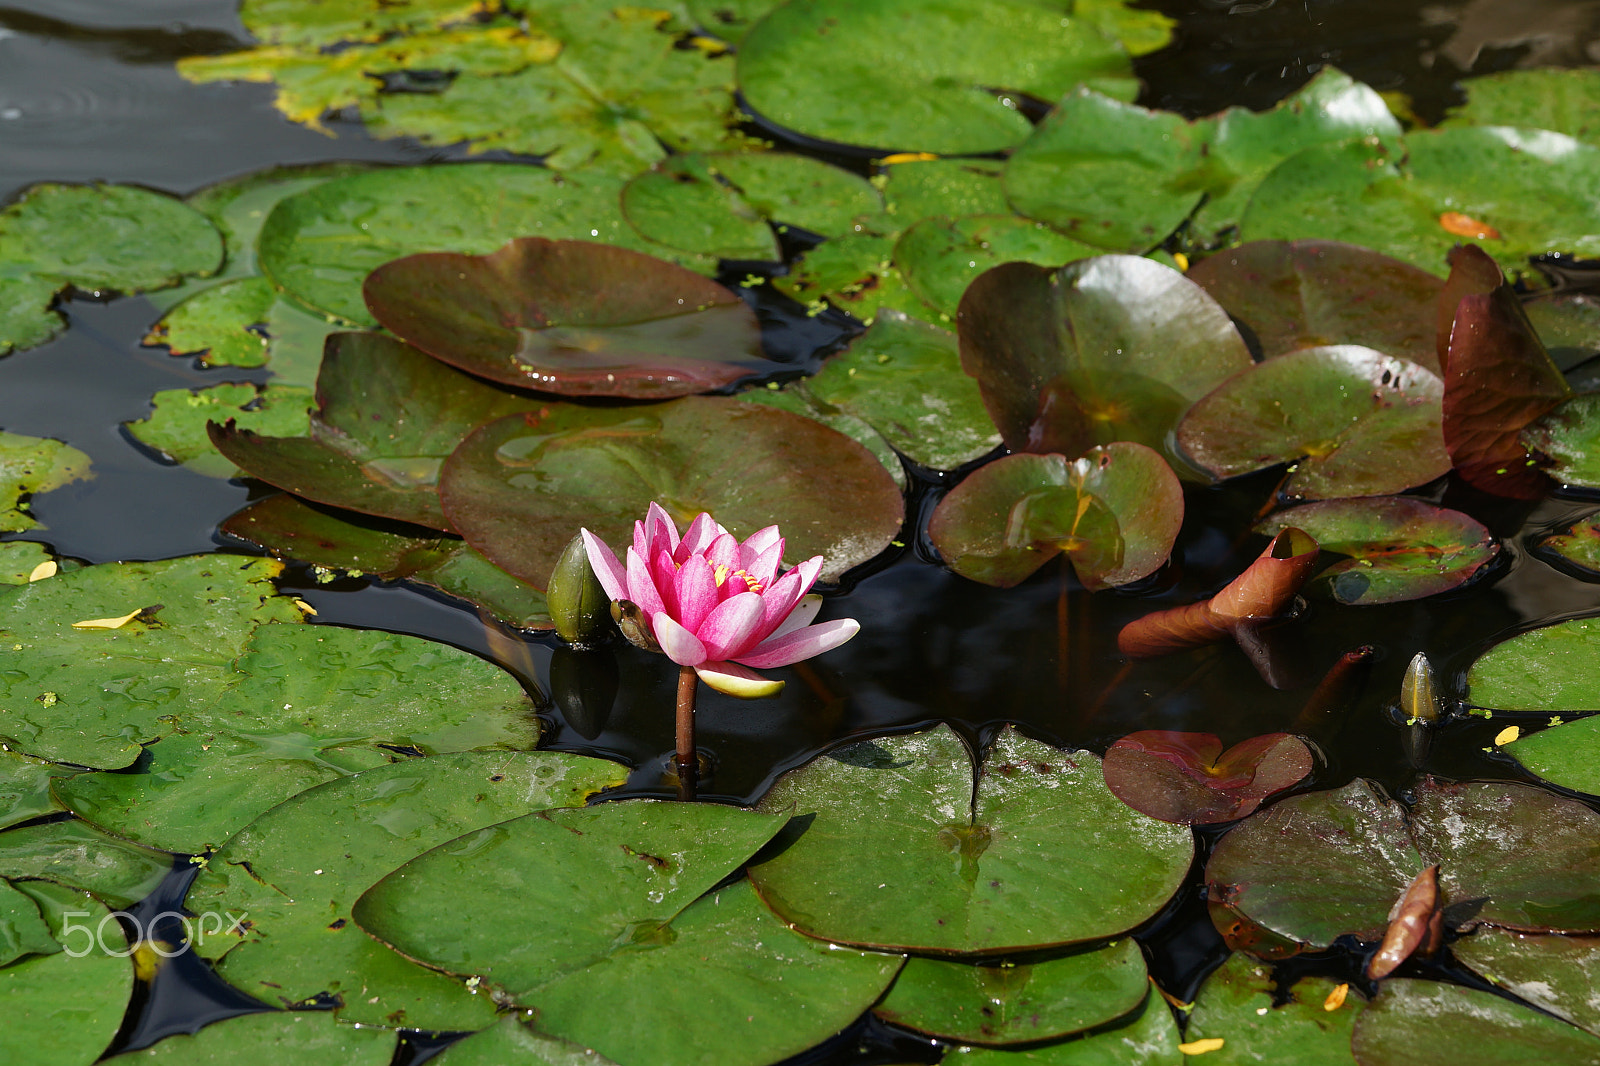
[580,528,627,603]
[696,660,785,699]
[740,525,782,565]
[675,511,726,563]
[653,612,708,666]
[649,545,679,617]
[746,540,784,591]
[625,546,666,619]
[753,556,820,639]
[770,594,823,641]
[737,617,861,669]
[697,591,767,661]
[705,531,740,576]
[643,501,679,554]
[675,555,719,633]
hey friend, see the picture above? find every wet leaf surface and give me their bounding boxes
[1454,928,1600,1036]
[127,383,314,479]
[0,184,223,356]
[431,1015,618,1066]
[187,751,625,1028]
[747,725,1193,953]
[1538,513,1600,579]
[0,878,60,967]
[737,385,906,488]
[0,881,131,1066]
[439,395,904,587]
[255,164,703,326]
[0,749,69,830]
[896,216,1100,319]
[1240,128,1600,277]
[1523,393,1600,490]
[1504,716,1600,796]
[874,938,1149,1045]
[364,238,768,399]
[737,0,1136,155]
[1526,293,1600,371]
[880,157,1011,229]
[772,232,941,327]
[948,986,1180,1064]
[0,430,92,533]
[211,332,547,530]
[1175,346,1448,500]
[1184,953,1365,1065]
[1351,979,1600,1065]
[1102,731,1313,825]
[1255,498,1497,605]
[1442,69,1600,148]
[802,310,999,471]
[222,495,553,630]
[928,444,1182,590]
[103,1010,396,1064]
[959,256,1252,458]
[1005,70,1398,251]
[0,819,173,910]
[1187,240,1443,372]
[146,277,277,368]
[0,541,55,586]
[1467,616,1600,712]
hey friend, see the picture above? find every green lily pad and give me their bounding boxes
[1186,240,1444,372]
[948,986,1180,1065]
[1240,128,1600,277]
[363,238,768,399]
[880,157,1010,230]
[0,819,173,909]
[145,278,277,368]
[0,878,58,967]
[1208,777,1600,951]
[959,256,1252,459]
[738,0,1136,155]
[0,881,131,1066]
[1454,928,1600,1036]
[0,431,93,533]
[1005,69,1399,252]
[1185,953,1364,1065]
[255,164,699,327]
[1351,979,1600,1065]
[1175,346,1448,500]
[186,750,624,1028]
[802,310,1000,471]
[771,232,942,326]
[737,385,907,489]
[896,215,1101,317]
[103,1010,396,1064]
[0,541,55,585]
[875,938,1149,1045]
[222,495,552,630]
[1538,514,1600,580]
[623,151,883,257]
[1524,393,1600,490]
[1254,498,1497,605]
[1504,716,1600,796]
[1467,616,1600,712]
[1526,293,1600,371]
[233,0,492,48]
[0,555,301,768]
[438,395,905,587]
[927,444,1182,589]
[126,383,315,479]
[1443,69,1600,149]
[747,725,1193,953]
[210,332,546,530]
[0,750,69,830]
[0,184,223,355]
[687,0,780,44]
[432,1016,617,1066]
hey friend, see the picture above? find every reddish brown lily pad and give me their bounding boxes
[1187,240,1444,372]
[957,256,1252,459]
[1102,731,1313,825]
[209,332,545,529]
[363,237,771,399]
[1174,345,1449,500]
[438,396,904,588]
[926,443,1182,590]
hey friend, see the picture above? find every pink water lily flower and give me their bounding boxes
[581,503,859,698]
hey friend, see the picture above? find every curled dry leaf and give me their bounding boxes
[1118,528,1318,657]
[1102,731,1314,825]
[1366,864,1443,979]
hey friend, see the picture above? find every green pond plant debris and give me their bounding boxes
[8,0,1600,1063]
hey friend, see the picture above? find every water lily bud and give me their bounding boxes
[546,533,610,647]
[1400,653,1440,725]
[611,599,662,653]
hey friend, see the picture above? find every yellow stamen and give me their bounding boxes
[713,564,730,587]
[732,569,762,593]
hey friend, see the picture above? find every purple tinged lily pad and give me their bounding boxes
[363,237,771,399]
[437,395,904,589]
[1455,928,1600,1037]
[926,443,1182,590]
[1175,345,1449,500]
[1187,240,1444,373]
[957,256,1252,459]
[1255,498,1497,605]
[209,332,547,529]
[1352,979,1600,1066]
[1102,731,1313,825]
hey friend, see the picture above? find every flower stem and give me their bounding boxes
[675,664,698,801]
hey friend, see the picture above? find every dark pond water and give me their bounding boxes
[4,1,1600,1062]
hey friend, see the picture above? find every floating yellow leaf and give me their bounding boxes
[292,598,318,616]
[1439,211,1501,240]
[71,609,143,630]
[1494,724,1520,746]
[1324,983,1349,1011]
[879,152,939,164]
[27,560,56,581]
[688,35,729,54]
[1179,1038,1225,1055]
